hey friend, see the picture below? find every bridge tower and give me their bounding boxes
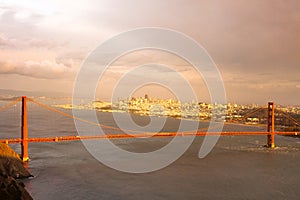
[267,102,275,148]
[21,96,29,162]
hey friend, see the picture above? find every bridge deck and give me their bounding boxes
[0,131,297,144]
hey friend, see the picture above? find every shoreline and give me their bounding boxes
[0,143,33,199]
[55,105,299,133]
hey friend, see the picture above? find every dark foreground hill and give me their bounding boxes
[0,143,33,200]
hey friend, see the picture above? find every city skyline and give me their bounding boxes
[0,0,299,105]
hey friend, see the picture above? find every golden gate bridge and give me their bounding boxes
[0,96,299,162]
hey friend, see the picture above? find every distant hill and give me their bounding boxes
[0,89,71,99]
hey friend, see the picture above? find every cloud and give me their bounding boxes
[0,0,299,104]
[0,35,15,48]
[0,34,68,50]
[28,39,68,50]
[0,59,75,79]
[203,1,300,72]
[0,4,69,52]
[0,4,43,35]
[0,3,79,80]
[77,0,300,75]
[223,70,300,87]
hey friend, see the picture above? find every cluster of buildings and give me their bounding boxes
[276,105,300,115]
[94,95,258,122]
[115,96,200,119]
[54,95,299,128]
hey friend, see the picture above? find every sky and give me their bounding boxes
[0,0,299,105]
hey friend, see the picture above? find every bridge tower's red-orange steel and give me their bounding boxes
[267,102,275,148]
[21,96,29,161]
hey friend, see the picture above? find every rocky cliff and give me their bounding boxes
[0,143,33,200]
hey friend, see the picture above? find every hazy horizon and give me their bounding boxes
[0,88,299,107]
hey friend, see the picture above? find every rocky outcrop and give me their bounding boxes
[0,174,33,200]
[0,156,32,179]
[0,143,33,200]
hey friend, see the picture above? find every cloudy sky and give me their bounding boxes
[0,0,299,105]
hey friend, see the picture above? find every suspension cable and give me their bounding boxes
[0,97,22,112]
[276,109,300,126]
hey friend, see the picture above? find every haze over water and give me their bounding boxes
[0,100,299,199]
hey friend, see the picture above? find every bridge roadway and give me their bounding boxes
[0,131,297,144]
